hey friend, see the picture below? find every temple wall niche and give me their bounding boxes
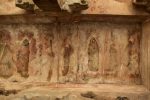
[0,22,141,85]
[88,37,99,71]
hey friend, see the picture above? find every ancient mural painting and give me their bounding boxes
[0,29,15,78]
[63,38,73,76]
[0,23,141,85]
[88,37,99,72]
[16,31,30,77]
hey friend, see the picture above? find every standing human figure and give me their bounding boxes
[16,31,30,77]
[62,37,73,76]
[0,30,16,78]
[27,32,37,61]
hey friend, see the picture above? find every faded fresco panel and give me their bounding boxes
[0,22,141,85]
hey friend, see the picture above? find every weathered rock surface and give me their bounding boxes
[0,83,149,100]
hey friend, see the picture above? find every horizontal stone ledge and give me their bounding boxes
[0,83,149,100]
[0,13,149,24]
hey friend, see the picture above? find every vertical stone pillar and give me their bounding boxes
[142,20,150,90]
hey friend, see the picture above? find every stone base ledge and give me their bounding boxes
[0,83,149,100]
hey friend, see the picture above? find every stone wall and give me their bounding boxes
[0,22,141,84]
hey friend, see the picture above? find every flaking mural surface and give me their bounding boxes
[0,22,141,85]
